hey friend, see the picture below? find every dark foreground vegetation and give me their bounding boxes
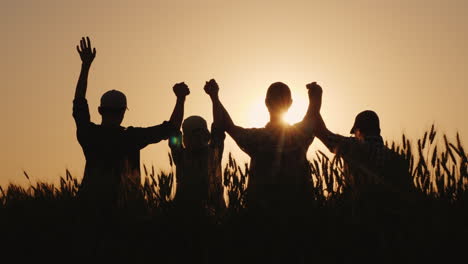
[1,125,467,263]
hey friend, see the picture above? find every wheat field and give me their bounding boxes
[0,125,467,263]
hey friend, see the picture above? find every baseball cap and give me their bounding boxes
[350,110,380,134]
[100,90,128,109]
[182,115,208,135]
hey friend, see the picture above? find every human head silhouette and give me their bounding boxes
[265,82,292,118]
[98,90,127,127]
[350,110,381,140]
[182,115,210,150]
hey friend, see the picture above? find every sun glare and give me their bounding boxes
[283,96,309,125]
[247,96,309,127]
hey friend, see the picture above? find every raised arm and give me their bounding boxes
[128,83,189,148]
[169,82,190,130]
[204,79,223,130]
[298,82,322,130]
[204,79,262,156]
[74,36,96,99]
[307,82,348,153]
[73,37,96,128]
[203,79,242,138]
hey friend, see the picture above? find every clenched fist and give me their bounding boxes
[306,82,322,113]
[204,79,219,97]
[306,82,322,99]
[173,82,190,98]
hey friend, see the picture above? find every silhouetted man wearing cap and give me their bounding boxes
[72,36,190,213]
[349,110,382,143]
[308,83,411,197]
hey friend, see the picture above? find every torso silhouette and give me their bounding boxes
[233,121,315,207]
[73,97,174,206]
[325,134,412,196]
[170,124,225,211]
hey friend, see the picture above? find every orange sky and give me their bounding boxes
[1,0,467,187]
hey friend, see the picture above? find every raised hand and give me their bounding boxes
[74,36,96,99]
[204,79,219,97]
[173,82,190,98]
[76,36,96,67]
[169,82,189,130]
[306,82,322,100]
[306,82,322,113]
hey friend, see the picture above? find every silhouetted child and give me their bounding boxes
[169,80,226,215]
[72,36,190,216]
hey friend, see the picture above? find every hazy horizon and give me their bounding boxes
[1,0,467,187]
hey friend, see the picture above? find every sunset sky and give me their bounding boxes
[1,0,467,187]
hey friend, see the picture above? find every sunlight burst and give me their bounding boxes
[282,96,309,125]
[247,96,309,127]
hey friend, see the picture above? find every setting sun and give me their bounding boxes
[282,96,309,125]
[2,1,468,261]
[247,95,309,127]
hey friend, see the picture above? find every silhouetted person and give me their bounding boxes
[308,84,416,259]
[308,83,412,199]
[72,36,190,215]
[169,80,226,214]
[209,80,319,209]
[169,107,226,215]
[167,80,226,263]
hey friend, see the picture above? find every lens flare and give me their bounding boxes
[170,136,180,146]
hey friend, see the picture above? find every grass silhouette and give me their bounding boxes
[0,124,467,263]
